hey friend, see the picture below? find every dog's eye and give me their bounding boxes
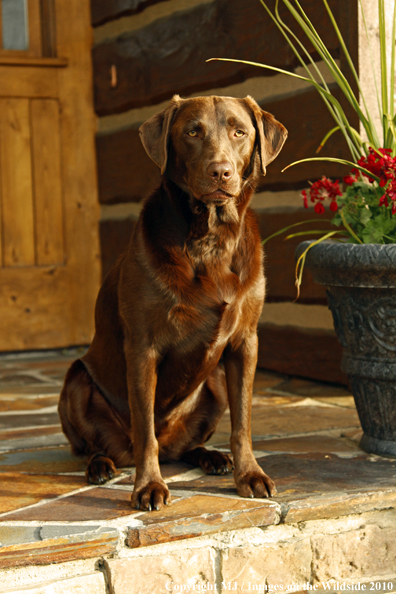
[235,130,245,137]
[187,130,198,137]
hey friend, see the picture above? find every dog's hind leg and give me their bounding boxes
[58,359,134,484]
[58,360,91,456]
[158,365,234,474]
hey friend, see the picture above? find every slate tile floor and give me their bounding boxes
[0,349,395,569]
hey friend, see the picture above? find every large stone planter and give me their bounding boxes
[296,241,396,458]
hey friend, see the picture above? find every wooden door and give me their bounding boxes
[0,0,101,350]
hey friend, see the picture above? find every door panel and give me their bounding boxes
[0,97,64,268]
[31,98,64,266]
[0,266,70,349]
[0,98,35,267]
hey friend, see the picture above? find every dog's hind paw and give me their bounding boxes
[85,454,116,484]
[181,446,234,475]
[199,449,234,475]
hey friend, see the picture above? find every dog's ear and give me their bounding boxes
[139,95,182,174]
[243,95,288,175]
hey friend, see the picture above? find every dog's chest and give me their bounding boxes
[187,206,239,262]
[155,206,256,350]
[167,257,243,348]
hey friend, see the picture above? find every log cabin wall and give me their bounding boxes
[91,0,359,385]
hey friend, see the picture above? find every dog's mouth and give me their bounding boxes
[200,189,233,204]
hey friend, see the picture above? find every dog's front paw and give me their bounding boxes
[132,480,171,511]
[235,469,277,498]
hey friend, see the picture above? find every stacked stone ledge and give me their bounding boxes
[1,508,395,593]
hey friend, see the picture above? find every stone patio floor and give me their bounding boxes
[0,349,395,593]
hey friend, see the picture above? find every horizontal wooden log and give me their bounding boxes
[96,125,161,204]
[96,84,353,204]
[257,322,347,385]
[93,0,344,115]
[91,0,166,27]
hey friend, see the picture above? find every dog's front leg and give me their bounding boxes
[125,341,170,511]
[223,334,277,498]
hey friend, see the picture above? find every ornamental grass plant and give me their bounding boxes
[208,0,396,293]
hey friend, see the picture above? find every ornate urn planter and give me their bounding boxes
[296,241,396,458]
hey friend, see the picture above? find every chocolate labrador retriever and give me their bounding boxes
[58,94,287,511]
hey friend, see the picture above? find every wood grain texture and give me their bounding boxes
[40,0,57,57]
[0,99,35,267]
[0,267,73,350]
[257,322,347,385]
[91,0,168,26]
[259,85,355,190]
[92,0,343,115]
[96,124,160,204]
[0,57,67,66]
[55,0,102,346]
[27,0,43,56]
[0,0,101,351]
[30,98,64,265]
[0,163,1,270]
[0,64,59,98]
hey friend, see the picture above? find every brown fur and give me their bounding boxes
[58,95,287,510]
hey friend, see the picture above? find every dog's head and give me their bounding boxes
[139,95,287,205]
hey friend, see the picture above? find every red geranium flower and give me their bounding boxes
[301,176,342,212]
[358,147,396,192]
[379,194,389,208]
[300,149,396,227]
[343,174,358,185]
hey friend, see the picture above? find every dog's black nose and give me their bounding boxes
[207,161,233,181]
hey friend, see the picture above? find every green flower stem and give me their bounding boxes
[295,230,340,298]
[281,157,381,183]
[322,0,371,121]
[340,208,363,243]
[260,0,364,159]
[275,0,377,145]
[261,218,333,245]
[286,230,347,239]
